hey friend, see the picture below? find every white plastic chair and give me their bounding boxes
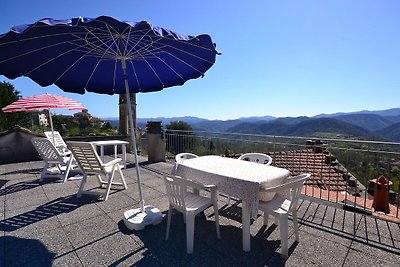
[44,131,71,156]
[175,153,199,163]
[31,137,76,182]
[67,141,127,201]
[258,173,311,258]
[238,152,273,165]
[164,175,221,254]
[222,153,273,204]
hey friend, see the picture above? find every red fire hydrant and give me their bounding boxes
[371,176,392,213]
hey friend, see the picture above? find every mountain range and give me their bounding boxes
[103,108,400,141]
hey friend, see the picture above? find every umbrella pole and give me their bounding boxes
[121,59,145,212]
[48,109,55,145]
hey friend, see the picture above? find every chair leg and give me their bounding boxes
[186,213,195,254]
[117,164,127,189]
[97,174,105,187]
[292,210,299,241]
[213,199,221,239]
[39,161,49,182]
[104,165,117,201]
[263,211,269,226]
[63,156,74,183]
[165,206,172,240]
[77,173,88,198]
[279,215,289,259]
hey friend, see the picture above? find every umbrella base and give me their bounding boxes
[123,205,162,231]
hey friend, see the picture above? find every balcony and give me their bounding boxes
[1,131,400,266]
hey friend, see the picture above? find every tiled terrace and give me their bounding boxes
[1,155,400,266]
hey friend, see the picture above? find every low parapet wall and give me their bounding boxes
[0,127,44,164]
[0,127,132,164]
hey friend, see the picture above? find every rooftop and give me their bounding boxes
[1,155,400,266]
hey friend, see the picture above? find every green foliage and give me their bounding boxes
[165,121,196,154]
[166,121,193,132]
[0,81,30,131]
[50,113,118,137]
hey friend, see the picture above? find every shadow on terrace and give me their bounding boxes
[1,152,400,266]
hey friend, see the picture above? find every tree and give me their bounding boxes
[165,121,196,154]
[0,81,30,131]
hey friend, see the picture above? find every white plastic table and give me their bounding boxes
[172,155,290,252]
[91,140,129,168]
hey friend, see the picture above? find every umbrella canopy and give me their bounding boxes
[0,16,218,94]
[2,93,86,142]
[0,16,218,229]
[2,93,86,112]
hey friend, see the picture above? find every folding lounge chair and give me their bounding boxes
[67,141,127,201]
[31,137,76,182]
[44,131,71,156]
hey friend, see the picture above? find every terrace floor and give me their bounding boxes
[1,154,400,266]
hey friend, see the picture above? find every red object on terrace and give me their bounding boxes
[371,176,392,213]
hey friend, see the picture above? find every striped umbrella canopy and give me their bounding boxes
[2,93,86,141]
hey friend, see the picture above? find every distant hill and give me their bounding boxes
[191,119,247,132]
[101,107,400,141]
[331,114,395,132]
[315,108,400,118]
[375,122,400,142]
[227,117,372,138]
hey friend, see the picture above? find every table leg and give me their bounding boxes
[122,144,127,168]
[100,145,105,162]
[242,200,251,252]
[114,144,117,159]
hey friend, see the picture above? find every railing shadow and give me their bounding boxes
[0,195,97,232]
[297,199,400,255]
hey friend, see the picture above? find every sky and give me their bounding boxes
[1,1,399,120]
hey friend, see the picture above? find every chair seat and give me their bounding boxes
[184,192,212,212]
[257,173,311,258]
[164,175,220,254]
[259,195,291,214]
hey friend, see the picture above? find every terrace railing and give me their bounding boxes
[163,130,400,222]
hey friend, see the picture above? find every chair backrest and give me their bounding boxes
[44,131,68,149]
[67,141,103,174]
[238,153,272,165]
[260,173,311,212]
[164,175,188,213]
[175,153,198,163]
[31,137,64,163]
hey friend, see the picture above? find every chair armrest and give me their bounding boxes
[170,175,217,194]
[102,158,122,167]
[260,173,310,193]
[60,150,72,156]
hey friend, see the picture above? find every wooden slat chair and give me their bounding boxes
[258,173,311,258]
[164,175,221,254]
[44,131,71,156]
[31,137,76,182]
[67,141,127,201]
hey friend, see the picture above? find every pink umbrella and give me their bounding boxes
[2,93,86,142]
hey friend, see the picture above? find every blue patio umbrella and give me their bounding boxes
[0,16,219,230]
